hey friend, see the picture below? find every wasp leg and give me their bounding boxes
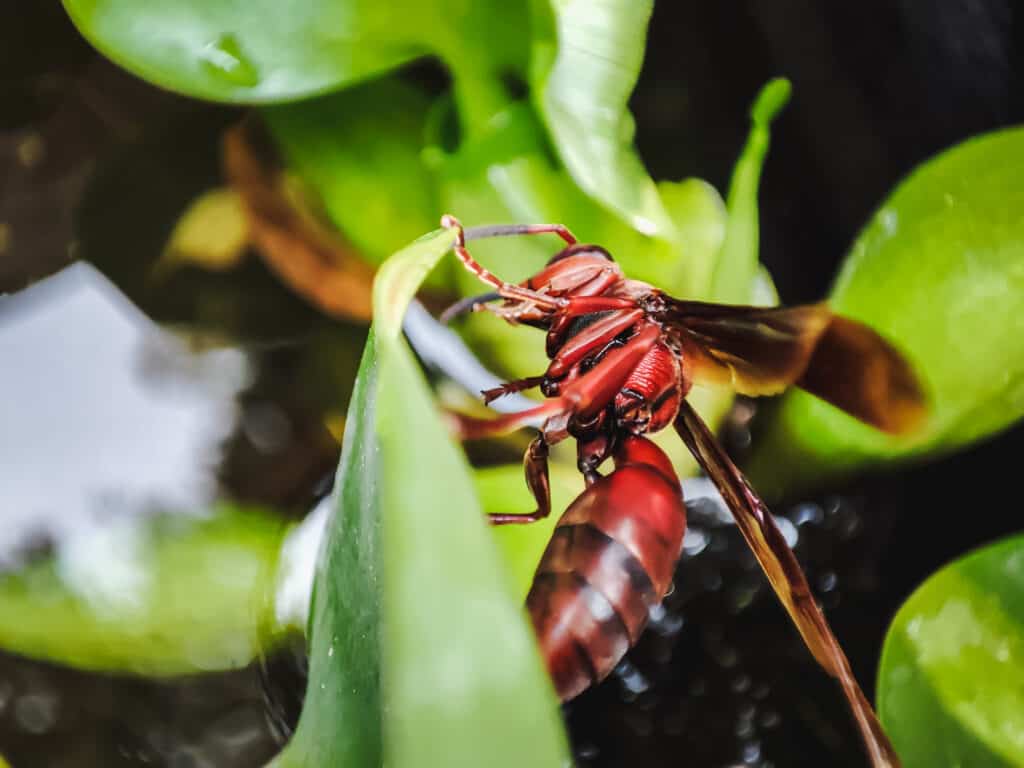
[489,436,551,525]
[576,432,613,486]
[481,376,544,404]
[448,325,662,442]
[545,309,644,379]
[441,215,567,310]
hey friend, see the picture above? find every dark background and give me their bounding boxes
[2,1,1023,767]
[571,3,1024,766]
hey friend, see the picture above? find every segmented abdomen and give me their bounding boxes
[526,444,686,700]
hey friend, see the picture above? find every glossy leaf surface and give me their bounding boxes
[531,0,671,236]
[62,0,528,105]
[62,0,414,103]
[748,128,1024,496]
[878,534,1024,767]
[276,229,569,767]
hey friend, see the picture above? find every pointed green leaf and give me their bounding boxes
[747,128,1024,497]
[877,534,1024,767]
[710,78,790,303]
[276,228,569,767]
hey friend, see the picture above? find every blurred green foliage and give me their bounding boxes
[0,505,288,676]
[878,534,1024,767]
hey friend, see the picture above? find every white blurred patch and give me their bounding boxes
[273,494,331,630]
[0,262,251,566]
[682,476,798,549]
[55,515,150,616]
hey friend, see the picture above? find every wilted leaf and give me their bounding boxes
[877,534,1024,767]
[747,127,1024,497]
[155,187,249,277]
[223,122,375,322]
[275,228,569,767]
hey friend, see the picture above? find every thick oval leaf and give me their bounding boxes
[62,0,529,105]
[275,228,569,768]
[62,0,416,103]
[877,534,1024,767]
[747,128,1024,497]
[0,505,289,676]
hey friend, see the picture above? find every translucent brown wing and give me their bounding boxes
[674,400,901,768]
[658,298,926,434]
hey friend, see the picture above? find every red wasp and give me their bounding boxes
[439,214,925,768]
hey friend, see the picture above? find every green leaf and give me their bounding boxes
[531,0,673,237]
[877,534,1024,767]
[62,0,415,103]
[62,0,529,106]
[276,228,569,767]
[0,505,289,676]
[747,127,1024,497]
[710,78,791,303]
[262,79,444,283]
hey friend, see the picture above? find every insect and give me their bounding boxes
[439,214,925,768]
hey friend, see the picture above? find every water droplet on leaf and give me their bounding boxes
[200,35,259,87]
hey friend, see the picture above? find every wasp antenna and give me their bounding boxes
[439,291,502,324]
[464,222,577,245]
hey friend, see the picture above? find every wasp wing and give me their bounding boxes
[674,400,901,767]
[660,298,925,434]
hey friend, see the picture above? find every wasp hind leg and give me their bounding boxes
[489,436,552,525]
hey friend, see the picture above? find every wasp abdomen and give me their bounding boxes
[527,445,686,700]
